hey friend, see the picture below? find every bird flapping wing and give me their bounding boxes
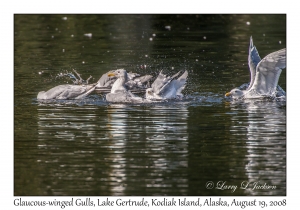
[248,36,262,90]
[54,84,96,99]
[156,70,188,97]
[249,48,286,95]
[151,71,172,93]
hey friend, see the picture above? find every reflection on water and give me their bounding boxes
[16,98,286,196]
[227,100,286,195]
[36,103,189,195]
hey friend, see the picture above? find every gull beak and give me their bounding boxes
[225,92,231,97]
[107,73,116,77]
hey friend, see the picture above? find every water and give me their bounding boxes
[14,14,286,196]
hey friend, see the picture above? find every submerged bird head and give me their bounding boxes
[225,88,244,99]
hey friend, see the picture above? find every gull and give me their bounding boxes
[105,69,145,103]
[37,70,96,100]
[145,70,188,100]
[37,84,97,100]
[225,37,286,100]
[37,69,151,101]
[96,69,153,94]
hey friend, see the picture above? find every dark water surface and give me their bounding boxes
[14,14,286,196]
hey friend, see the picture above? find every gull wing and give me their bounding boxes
[57,85,95,99]
[247,36,261,90]
[249,48,286,95]
[127,72,140,80]
[74,84,97,99]
[158,70,188,97]
[38,85,67,99]
[134,75,153,84]
[151,71,172,93]
[172,70,188,95]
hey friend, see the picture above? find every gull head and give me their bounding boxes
[108,69,128,82]
[145,88,163,100]
[109,69,129,93]
[225,88,244,99]
[145,88,154,99]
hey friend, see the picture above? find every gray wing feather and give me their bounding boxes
[250,48,286,95]
[74,84,97,99]
[127,72,140,80]
[57,85,88,99]
[172,70,188,95]
[155,71,181,95]
[37,85,66,99]
[158,70,188,96]
[151,71,171,93]
[134,75,153,84]
[248,36,261,90]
